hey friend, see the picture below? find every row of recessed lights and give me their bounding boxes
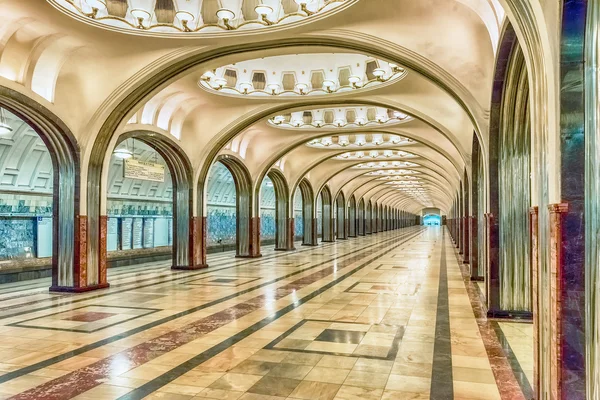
[308,135,411,147]
[336,150,414,159]
[272,111,408,128]
[202,66,403,96]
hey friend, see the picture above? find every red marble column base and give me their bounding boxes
[281,218,295,251]
[548,203,568,400]
[191,216,208,267]
[462,216,470,264]
[172,264,208,270]
[50,283,110,293]
[247,216,261,258]
[99,215,108,286]
[50,215,110,293]
[529,206,539,399]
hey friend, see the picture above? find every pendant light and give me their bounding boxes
[0,108,13,135]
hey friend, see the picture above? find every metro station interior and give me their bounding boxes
[0,0,595,399]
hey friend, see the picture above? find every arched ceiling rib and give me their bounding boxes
[0,0,504,216]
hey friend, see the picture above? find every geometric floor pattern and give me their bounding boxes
[0,228,532,400]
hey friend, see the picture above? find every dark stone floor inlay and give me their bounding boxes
[315,329,366,344]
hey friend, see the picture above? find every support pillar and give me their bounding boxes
[302,218,318,246]
[173,216,208,270]
[237,216,261,258]
[51,215,110,292]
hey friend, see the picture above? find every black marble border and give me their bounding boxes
[0,239,339,321]
[264,318,404,361]
[0,230,420,384]
[181,275,262,287]
[116,229,424,400]
[343,281,398,294]
[430,232,454,399]
[7,305,160,333]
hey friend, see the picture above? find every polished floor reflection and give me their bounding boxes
[0,228,531,400]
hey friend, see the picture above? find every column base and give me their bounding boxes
[348,235,357,238]
[50,283,110,293]
[321,240,335,243]
[236,254,262,259]
[172,264,208,271]
[275,247,295,251]
[302,243,318,247]
[487,310,533,321]
[470,276,485,282]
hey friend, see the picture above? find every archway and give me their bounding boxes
[423,214,441,226]
[208,155,257,258]
[336,192,347,240]
[488,29,532,319]
[320,185,334,242]
[297,179,317,246]
[358,198,365,235]
[107,133,192,273]
[348,195,357,237]
[0,88,84,292]
[259,176,276,248]
[366,200,372,234]
[264,169,291,251]
[471,134,485,284]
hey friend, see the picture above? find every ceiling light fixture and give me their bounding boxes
[239,82,253,94]
[113,147,133,159]
[373,68,386,81]
[322,80,335,93]
[268,83,280,95]
[296,82,309,95]
[273,115,286,124]
[294,0,316,15]
[355,117,365,126]
[0,108,13,135]
[175,11,195,31]
[348,75,361,88]
[213,77,227,89]
[314,120,324,127]
[217,8,236,29]
[201,71,215,82]
[255,5,274,24]
[131,8,151,28]
[86,0,106,16]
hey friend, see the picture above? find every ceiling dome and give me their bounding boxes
[269,106,411,129]
[199,53,407,97]
[48,0,351,37]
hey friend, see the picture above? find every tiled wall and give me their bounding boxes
[0,218,36,259]
[207,206,236,246]
[260,208,276,241]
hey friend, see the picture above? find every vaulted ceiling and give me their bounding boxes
[0,0,506,214]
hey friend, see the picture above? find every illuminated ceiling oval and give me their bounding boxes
[334,150,416,160]
[269,107,411,129]
[306,134,413,149]
[199,54,407,97]
[352,161,419,169]
[49,0,351,37]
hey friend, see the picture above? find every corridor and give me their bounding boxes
[0,229,530,400]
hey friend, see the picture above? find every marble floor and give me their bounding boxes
[0,228,531,400]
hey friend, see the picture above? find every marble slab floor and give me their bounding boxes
[0,228,531,400]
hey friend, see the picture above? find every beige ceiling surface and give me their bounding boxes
[0,0,503,213]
